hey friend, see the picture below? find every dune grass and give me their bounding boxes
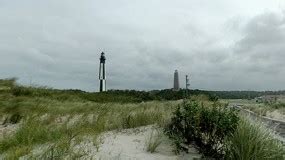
[145,128,164,153]
[0,80,221,158]
[226,117,285,160]
[0,89,177,159]
[2,79,283,159]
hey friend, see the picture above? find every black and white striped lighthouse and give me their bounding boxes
[99,52,106,92]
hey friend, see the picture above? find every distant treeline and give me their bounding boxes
[105,89,285,101]
[208,90,285,99]
[1,78,285,103]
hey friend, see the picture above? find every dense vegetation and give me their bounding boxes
[165,101,285,159]
[166,101,240,159]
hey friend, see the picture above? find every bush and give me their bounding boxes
[165,100,239,159]
[225,117,285,160]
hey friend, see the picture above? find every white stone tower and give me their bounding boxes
[173,70,180,91]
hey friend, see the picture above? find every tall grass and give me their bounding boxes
[0,101,177,158]
[145,129,164,153]
[0,117,73,158]
[226,117,285,160]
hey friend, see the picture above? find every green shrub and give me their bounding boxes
[225,118,285,160]
[165,100,239,159]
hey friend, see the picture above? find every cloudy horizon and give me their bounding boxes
[1,0,285,91]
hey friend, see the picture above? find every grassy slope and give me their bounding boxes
[0,79,178,158]
[1,79,283,159]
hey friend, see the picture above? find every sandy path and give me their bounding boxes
[79,126,201,160]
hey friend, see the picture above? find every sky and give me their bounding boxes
[0,0,285,91]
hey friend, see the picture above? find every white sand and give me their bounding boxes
[0,124,19,139]
[1,125,201,159]
[266,110,285,122]
[77,126,201,160]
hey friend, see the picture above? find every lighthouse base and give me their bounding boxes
[100,80,106,92]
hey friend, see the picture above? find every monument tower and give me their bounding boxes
[99,52,106,92]
[173,70,180,91]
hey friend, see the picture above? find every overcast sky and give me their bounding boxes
[1,0,285,91]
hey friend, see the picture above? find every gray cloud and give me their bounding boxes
[234,12,285,75]
[0,0,285,91]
